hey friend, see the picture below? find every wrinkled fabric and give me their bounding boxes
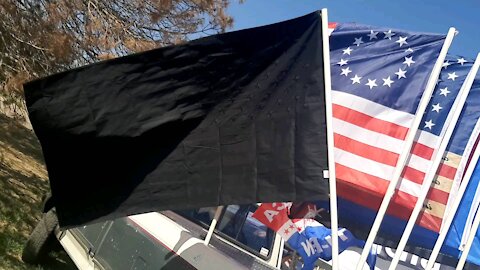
[24,11,329,228]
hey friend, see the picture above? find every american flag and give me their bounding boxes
[329,23,462,233]
[402,56,472,232]
[421,57,475,232]
[443,69,480,249]
[442,68,480,226]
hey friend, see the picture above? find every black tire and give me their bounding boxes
[22,209,59,264]
[41,192,54,213]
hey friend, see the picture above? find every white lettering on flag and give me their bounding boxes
[301,240,317,257]
[263,209,278,223]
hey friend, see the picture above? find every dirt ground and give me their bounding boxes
[0,113,76,270]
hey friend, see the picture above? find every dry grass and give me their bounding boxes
[0,113,75,270]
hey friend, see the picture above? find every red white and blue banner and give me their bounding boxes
[253,203,376,270]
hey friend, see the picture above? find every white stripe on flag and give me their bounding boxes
[277,220,298,240]
[415,129,440,149]
[335,149,395,180]
[332,90,414,128]
[333,118,404,154]
[405,153,435,175]
[397,179,422,197]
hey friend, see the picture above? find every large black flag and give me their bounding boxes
[24,11,330,227]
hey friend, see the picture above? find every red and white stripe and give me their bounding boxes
[328,22,337,36]
[333,90,457,232]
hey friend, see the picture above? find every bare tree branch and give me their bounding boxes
[0,0,238,120]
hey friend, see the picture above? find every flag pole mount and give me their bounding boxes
[204,206,224,246]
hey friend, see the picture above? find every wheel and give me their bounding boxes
[22,209,59,264]
[41,192,54,213]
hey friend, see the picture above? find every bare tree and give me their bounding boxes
[0,0,237,119]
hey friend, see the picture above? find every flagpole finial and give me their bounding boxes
[449,27,459,36]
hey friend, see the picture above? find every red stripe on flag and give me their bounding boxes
[334,133,399,166]
[337,181,442,232]
[437,163,457,179]
[332,104,409,140]
[337,180,384,210]
[337,162,449,205]
[336,163,389,193]
[338,180,416,213]
[328,22,337,29]
[390,190,442,232]
[401,166,425,184]
[417,212,442,232]
[411,142,434,160]
[427,188,450,205]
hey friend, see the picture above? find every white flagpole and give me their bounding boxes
[355,27,457,270]
[320,8,339,270]
[389,52,480,270]
[204,206,224,245]
[456,204,480,270]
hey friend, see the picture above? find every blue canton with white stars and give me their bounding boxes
[444,57,480,155]
[330,23,446,115]
[419,55,470,136]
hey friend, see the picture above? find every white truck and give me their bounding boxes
[22,204,457,270]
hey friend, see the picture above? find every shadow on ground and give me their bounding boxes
[0,113,77,269]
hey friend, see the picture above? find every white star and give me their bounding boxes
[350,74,362,84]
[368,30,379,40]
[405,48,414,53]
[442,61,451,69]
[341,67,352,76]
[343,47,353,55]
[457,58,468,65]
[382,76,394,87]
[366,79,378,89]
[337,59,348,66]
[424,120,435,130]
[384,30,396,40]
[403,56,415,67]
[396,36,408,47]
[439,87,450,96]
[395,68,407,79]
[432,103,442,113]
[447,72,459,81]
[353,37,364,46]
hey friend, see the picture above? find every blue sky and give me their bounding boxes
[227,1,479,58]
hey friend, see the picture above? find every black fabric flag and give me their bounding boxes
[24,11,329,227]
